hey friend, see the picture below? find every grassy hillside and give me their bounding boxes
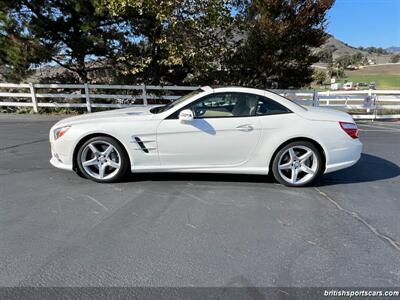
[343,64,400,89]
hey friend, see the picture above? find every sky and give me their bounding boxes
[327,0,400,48]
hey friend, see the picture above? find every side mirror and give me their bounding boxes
[179,109,194,122]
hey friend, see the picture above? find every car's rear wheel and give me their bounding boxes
[272,141,323,187]
[76,136,129,183]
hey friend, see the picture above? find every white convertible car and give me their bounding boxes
[50,86,362,187]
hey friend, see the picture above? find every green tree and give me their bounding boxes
[220,0,335,88]
[313,69,327,85]
[365,47,388,55]
[390,54,400,63]
[335,54,352,68]
[106,0,243,85]
[317,48,333,63]
[1,0,131,82]
[351,52,364,64]
[1,0,337,88]
[327,63,344,78]
[0,8,45,81]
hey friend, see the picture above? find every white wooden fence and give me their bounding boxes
[0,83,198,113]
[278,89,400,120]
[0,83,399,120]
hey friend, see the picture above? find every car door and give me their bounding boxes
[156,92,262,167]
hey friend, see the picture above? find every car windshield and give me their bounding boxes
[150,89,203,114]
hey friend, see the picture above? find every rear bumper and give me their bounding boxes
[324,140,362,173]
[325,158,360,173]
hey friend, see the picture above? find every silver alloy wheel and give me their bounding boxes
[277,145,318,185]
[80,141,121,180]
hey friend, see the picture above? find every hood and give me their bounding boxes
[297,107,355,123]
[54,105,160,127]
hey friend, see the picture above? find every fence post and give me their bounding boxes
[371,90,378,122]
[29,83,38,113]
[142,84,148,106]
[312,90,319,107]
[84,83,92,113]
[326,90,330,106]
[367,89,372,113]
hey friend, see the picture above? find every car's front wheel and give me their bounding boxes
[76,136,129,183]
[272,141,323,187]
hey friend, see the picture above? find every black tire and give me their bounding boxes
[271,141,323,187]
[76,136,129,183]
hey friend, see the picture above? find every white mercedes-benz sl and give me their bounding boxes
[49,86,362,187]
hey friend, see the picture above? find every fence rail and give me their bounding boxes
[0,83,399,120]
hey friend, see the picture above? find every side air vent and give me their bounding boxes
[134,137,149,153]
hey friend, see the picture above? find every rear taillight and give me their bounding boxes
[339,122,359,139]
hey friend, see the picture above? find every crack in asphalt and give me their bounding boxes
[314,187,400,252]
[0,138,48,151]
[85,195,110,211]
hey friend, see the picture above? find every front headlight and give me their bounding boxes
[54,126,71,140]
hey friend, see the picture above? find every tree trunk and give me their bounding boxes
[76,55,88,83]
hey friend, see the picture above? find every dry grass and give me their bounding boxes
[346,64,400,76]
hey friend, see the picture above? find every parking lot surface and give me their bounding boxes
[0,115,399,287]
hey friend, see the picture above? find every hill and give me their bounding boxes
[319,36,393,64]
[386,47,400,54]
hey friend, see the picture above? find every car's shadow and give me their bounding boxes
[121,154,399,186]
[317,153,399,186]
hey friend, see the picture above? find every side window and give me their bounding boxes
[189,93,259,118]
[256,97,291,116]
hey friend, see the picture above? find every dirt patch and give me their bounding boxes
[346,64,400,76]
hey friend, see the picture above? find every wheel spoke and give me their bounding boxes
[301,165,315,174]
[98,163,106,178]
[88,144,100,154]
[279,162,292,170]
[299,150,313,162]
[288,148,297,160]
[102,145,114,158]
[82,157,97,167]
[290,168,299,184]
[107,159,120,169]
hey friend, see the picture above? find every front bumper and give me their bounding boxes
[50,150,73,171]
[49,123,75,171]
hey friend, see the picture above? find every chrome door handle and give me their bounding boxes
[236,124,254,132]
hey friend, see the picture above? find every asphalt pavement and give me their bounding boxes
[0,114,399,289]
